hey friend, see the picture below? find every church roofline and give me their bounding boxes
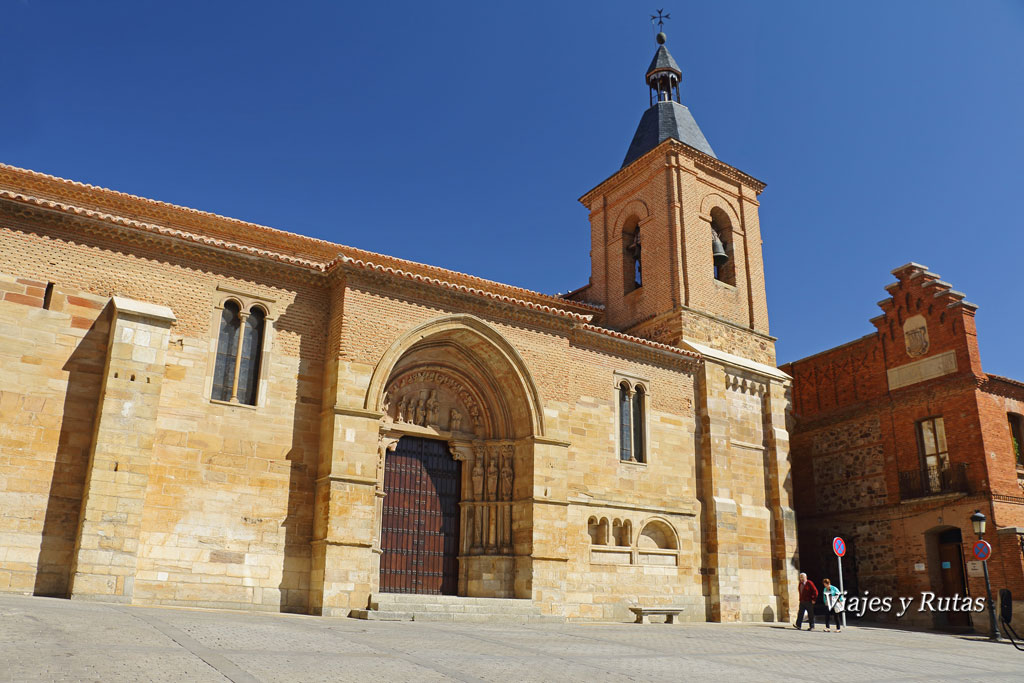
[0,163,708,367]
[0,162,709,371]
[577,323,701,362]
[0,162,601,318]
[579,138,766,207]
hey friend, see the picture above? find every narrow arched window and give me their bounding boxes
[212,301,241,402]
[237,306,266,405]
[632,385,646,463]
[211,301,265,406]
[622,220,641,294]
[619,382,633,461]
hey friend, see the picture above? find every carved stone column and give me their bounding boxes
[499,444,514,554]
[372,436,400,559]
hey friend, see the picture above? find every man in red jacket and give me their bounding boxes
[795,572,819,630]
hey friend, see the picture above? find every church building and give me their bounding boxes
[0,32,798,622]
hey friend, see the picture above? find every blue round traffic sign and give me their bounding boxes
[973,540,992,561]
[833,537,846,557]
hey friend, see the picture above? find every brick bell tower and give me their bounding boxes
[569,30,799,623]
[572,30,776,366]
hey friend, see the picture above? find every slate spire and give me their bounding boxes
[622,32,716,167]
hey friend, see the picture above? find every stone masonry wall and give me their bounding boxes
[0,273,109,596]
[0,207,325,614]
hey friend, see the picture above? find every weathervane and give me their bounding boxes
[650,9,671,30]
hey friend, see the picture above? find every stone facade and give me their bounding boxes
[0,36,798,624]
[782,264,1024,631]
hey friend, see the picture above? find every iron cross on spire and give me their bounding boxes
[650,9,671,30]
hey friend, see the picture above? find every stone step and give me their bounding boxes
[348,609,413,621]
[350,610,561,624]
[370,600,539,614]
[351,593,562,624]
[370,593,533,607]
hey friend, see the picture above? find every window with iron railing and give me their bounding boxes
[898,462,969,499]
[915,416,949,493]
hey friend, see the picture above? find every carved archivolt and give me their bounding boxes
[363,314,547,438]
[383,367,485,435]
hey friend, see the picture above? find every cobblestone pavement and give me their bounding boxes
[2,595,1023,682]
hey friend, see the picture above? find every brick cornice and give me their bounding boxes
[343,268,583,333]
[0,198,326,287]
[0,163,341,263]
[0,163,601,318]
[981,374,1024,400]
[0,191,327,269]
[571,324,701,371]
[579,138,766,207]
[334,256,594,325]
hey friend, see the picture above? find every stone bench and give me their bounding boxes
[629,606,684,624]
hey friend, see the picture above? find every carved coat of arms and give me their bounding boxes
[903,316,929,358]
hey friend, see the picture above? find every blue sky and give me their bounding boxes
[5,1,1023,377]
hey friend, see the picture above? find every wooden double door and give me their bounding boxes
[379,436,461,594]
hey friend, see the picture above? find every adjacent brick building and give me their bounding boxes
[782,263,1024,630]
[0,33,800,622]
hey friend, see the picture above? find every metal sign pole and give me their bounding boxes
[837,553,846,628]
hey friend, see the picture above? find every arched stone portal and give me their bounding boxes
[366,315,545,599]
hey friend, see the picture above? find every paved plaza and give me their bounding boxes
[1,595,1022,682]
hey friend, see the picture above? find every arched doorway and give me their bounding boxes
[366,315,544,598]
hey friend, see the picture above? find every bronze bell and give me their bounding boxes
[712,230,729,267]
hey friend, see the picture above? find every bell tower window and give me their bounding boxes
[710,207,735,285]
[623,220,642,294]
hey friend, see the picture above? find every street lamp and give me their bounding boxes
[970,510,999,641]
[971,510,986,536]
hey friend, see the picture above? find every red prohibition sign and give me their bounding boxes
[833,536,846,557]
[973,540,992,561]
